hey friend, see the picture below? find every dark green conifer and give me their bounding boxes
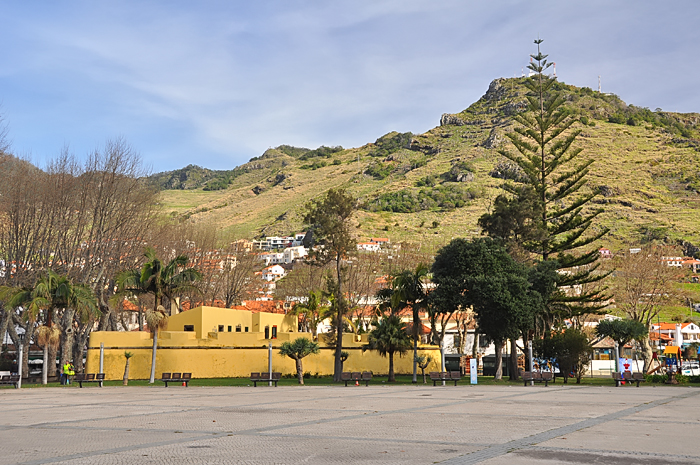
[480,38,609,322]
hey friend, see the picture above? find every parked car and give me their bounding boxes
[681,361,700,376]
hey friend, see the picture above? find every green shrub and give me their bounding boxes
[369,132,413,158]
[365,184,479,213]
[298,146,344,161]
[364,163,392,180]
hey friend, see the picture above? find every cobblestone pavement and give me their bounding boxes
[1,383,699,464]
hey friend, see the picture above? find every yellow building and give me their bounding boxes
[86,306,441,380]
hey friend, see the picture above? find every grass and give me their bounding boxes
[6,374,697,389]
[157,83,700,251]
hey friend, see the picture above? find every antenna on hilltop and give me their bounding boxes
[528,57,535,77]
[521,67,524,77]
[598,75,601,93]
[553,62,556,78]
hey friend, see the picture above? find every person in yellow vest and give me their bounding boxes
[62,362,75,385]
[67,362,75,384]
[61,362,69,385]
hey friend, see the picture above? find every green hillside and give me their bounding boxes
[155,77,700,253]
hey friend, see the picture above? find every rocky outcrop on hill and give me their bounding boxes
[440,114,466,126]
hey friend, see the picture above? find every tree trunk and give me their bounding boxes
[42,345,48,385]
[509,338,519,380]
[412,307,418,383]
[412,337,418,383]
[333,256,343,382]
[59,308,76,369]
[22,336,30,378]
[640,337,654,374]
[72,323,93,374]
[149,329,158,383]
[98,307,111,331]
[388,351,395,382]
[296,358,304,385]
[123,358,131,385]
[138,306,143,331]
[494,341,504,380]
[472,332,479,357]
[0,310,8,353]
[47,342,58,377]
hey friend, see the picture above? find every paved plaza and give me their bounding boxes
[1,383,699,464]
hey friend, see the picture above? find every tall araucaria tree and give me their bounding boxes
[479,38,609,325]
[303,188,357,382]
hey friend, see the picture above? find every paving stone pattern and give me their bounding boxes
[1,384,699,464]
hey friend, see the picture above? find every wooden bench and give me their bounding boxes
[522,371,553,386]
[612,371,646,387]
[160,372,192,387]
[340,371,373,386]
[429,371,461,386]
[250,372,281,387]
[73,373,105,388]
[0,375,20,388]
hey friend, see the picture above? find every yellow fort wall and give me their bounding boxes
[86,306,442,380]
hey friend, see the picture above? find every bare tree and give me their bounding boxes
[609,245,685,371]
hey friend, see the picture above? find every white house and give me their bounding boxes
[259,252,285,266]
[650,322,700,347]
[357,242,381,252]
[283,246,307,264]
[661,256,683,268]
[262,265,287,282]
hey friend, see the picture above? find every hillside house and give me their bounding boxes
[599,248,612,258]
[283,246,307,263]
[357,242,381,252]
[650,322,700,347]
[682,257,700,273]
[262,264,286,281]
[662,256,683,267]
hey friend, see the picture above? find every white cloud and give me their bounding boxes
[2,0,699,170]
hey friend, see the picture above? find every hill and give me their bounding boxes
[155,77,700,253]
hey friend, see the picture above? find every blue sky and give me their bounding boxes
[2,1,699,172]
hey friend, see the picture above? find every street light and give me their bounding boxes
[16,332,25,389]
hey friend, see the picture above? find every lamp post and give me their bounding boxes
[527,340,534,386]
[17,332,25,389]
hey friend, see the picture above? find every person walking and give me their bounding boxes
[61,362,69,385]
[66,361,75,385]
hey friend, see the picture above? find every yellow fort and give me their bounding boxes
[86,306,440,380]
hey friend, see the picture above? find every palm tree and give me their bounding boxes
[278,338,321,385]
[36,324,60,385]
[116,247,202,315]
[0,270,99,373]
[123,351,134,386]
[391,264,429,383]
[146,305,168,384]
[363,315,412,382]
[288,291,329,340]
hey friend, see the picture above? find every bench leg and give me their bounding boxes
[544,380,549,387]
[99,382,103,388]
[344,381,349,387]
[253,381,258,387]
[78,382,83,388]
